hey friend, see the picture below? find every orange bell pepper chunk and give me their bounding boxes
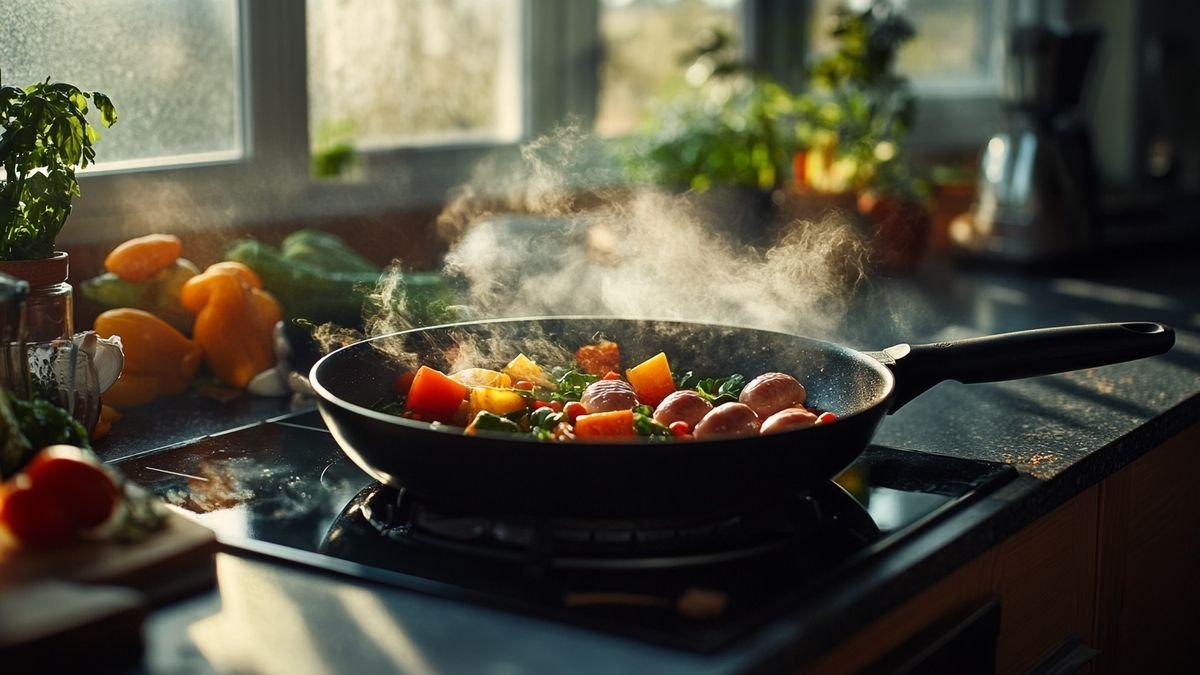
[574,409,637,439]
[625,352,675,407]
[403,366,471,423]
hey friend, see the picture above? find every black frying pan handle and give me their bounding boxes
[881,322,1175,412]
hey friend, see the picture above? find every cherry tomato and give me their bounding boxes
[532,400,563,413]
[23,445,119,529]
[668,420,692,439]
[513,380,534,391]
[0,479,77,548]
[815,411,838,426]
[563,401,587,425]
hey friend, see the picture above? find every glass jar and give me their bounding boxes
[0,250,73,343]
[0,272,31,398]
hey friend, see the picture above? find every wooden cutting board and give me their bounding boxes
[0,508,218,604]
[0,509,218,669]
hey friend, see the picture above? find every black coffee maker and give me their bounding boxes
[966,24,1103,262]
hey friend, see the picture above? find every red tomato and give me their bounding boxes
[513,380,534,391]
[563,401,587,425]
[815,411,838,426]
[24,445,120,529]
[668,421,692,439]
[532,400,563,413]
[0,480,77,548]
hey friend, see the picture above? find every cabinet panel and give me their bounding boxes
[1094,423,1200,674]
[803,485,1099,675]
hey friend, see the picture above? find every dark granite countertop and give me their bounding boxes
[99,253,1200,675]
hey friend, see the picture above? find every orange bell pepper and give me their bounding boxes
[180,262,283,388]
[625,352,675,407]
[403,366,470,422]
[94,308,204,407]
[104,234,184,283]
[574,409,637,439]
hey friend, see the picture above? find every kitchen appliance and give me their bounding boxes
[309,318,1172,516]
[115,411,1016,652]
[967,24,1104,262]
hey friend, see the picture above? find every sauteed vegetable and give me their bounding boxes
[386,341,836,441]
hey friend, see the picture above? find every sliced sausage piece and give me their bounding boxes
[653,390,713,428]
[693,402,760,439]
[738,372,807,419]
[760,407,820,435]
[580,378,639,414]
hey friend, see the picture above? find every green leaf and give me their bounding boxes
[92,93,117,128]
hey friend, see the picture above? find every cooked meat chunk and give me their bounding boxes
[652,390,713,428]
[738,372,806,418]
[693,402,760,439]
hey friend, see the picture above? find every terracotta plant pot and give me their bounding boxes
[0,250,74,342]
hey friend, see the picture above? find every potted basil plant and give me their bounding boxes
[1,73,122,434]
[0,72,117,341]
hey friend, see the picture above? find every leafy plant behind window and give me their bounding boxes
[623,0,924,201]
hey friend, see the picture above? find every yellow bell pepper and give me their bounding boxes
[180,262,283,388]
[94,308,204,407]
[468,386,528,419]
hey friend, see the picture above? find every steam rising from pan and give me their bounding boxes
[382,125,871,339]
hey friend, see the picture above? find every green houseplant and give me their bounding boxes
[623,28,799,196]
[0,71,117,340]
[0,72,117,261]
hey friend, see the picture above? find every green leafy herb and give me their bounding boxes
[0,388,90,479]
[529,406,565,441]
[550,369,598,403]
[695,374,747,405]
[633,406,671,440]
[0,74,118,261]
[468,411,522,435]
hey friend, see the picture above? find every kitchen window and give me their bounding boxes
[0,0,244,170]
[1,0,1002,245]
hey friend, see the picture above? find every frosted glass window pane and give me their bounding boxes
[307,0,523,151]
[0,0,242,168]
[598,0,744,137]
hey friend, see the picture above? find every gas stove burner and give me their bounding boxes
[333,480,881,572]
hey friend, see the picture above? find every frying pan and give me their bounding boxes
[311,318,1173,517]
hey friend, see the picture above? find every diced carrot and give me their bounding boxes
[625,352,675,407]
[575,341,621,376]
[403,366,470,422]
[574,409,637,439]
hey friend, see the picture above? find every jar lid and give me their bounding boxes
[0,251,69,287]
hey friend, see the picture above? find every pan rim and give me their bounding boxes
[309,315,897,447]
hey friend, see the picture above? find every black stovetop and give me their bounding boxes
[116,410,1015,652]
